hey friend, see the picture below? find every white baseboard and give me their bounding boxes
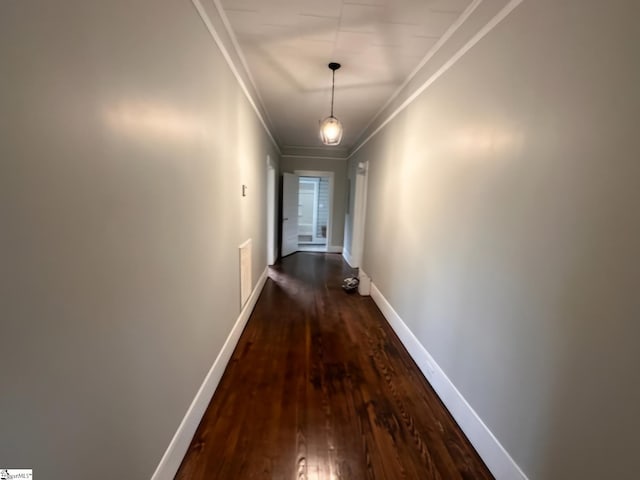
[327,245,343,254]
[370,282,528,480]
[342,248,355,267]
[151,267,269,480]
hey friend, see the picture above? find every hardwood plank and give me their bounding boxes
[175,253,493,480]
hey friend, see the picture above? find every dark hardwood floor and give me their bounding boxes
[176,253,493,480]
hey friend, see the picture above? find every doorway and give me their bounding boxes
[281,170,334,257]
[298,176,328,246]
[296,171,333,253]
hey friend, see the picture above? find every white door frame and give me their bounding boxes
[351,161,369,268]
[266,155,276,265]
[295,170,334,252]
[281,172,299,257]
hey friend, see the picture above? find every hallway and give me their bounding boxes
[176,253,492,479]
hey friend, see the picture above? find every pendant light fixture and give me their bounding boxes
[319,62,343,146]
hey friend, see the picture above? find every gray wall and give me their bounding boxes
[350,0,640,478]
[0,0,278,478]
[280,157,348,249]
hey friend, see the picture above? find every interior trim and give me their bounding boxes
[369,279,529,480]
[210,0,278,141]
[349,0,525,159]
[282,154,348,161]
[342,249,355,268]
[281,145,349,160]
[354,0,484,145]
[151,267,269,480]
[190,0,281,153]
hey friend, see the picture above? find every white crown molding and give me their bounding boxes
[190,0,281,154]
[353,0,483,146]
[349,0,525,159]
[282,154,348,161]
[210,0,278,139]
[282,145,349,160]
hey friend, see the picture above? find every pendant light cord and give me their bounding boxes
[330,69,335,117]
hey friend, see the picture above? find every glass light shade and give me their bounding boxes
[319,115,343,146]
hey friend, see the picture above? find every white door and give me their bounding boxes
[282,172,299,257]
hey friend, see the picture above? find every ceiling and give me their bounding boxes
[217,0,473,154]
